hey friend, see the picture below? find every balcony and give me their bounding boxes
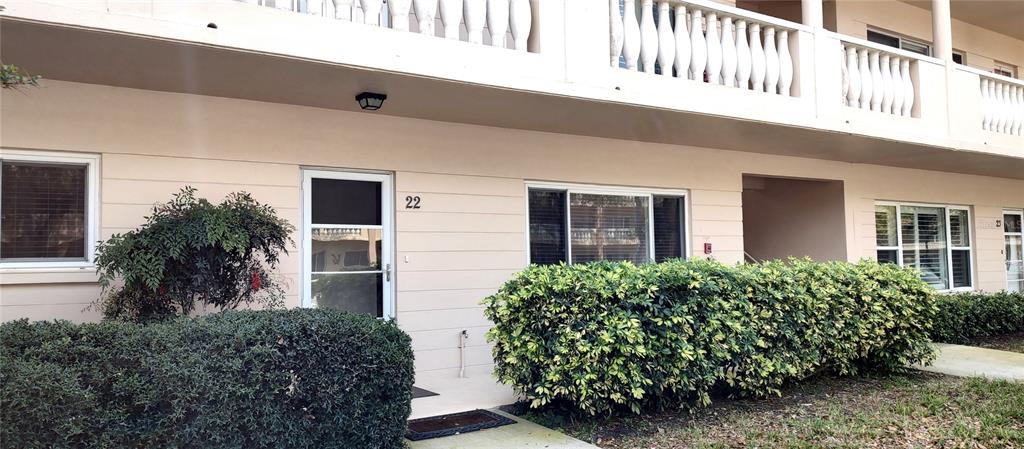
[0,0,1021,176]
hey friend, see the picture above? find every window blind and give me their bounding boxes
[528,189,567,265]
[900,206,948,289]
[0,161,88,260]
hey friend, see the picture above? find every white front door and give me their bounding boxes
[1006,210,1023,292]
[302,170,394,318]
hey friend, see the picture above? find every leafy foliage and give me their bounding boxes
[929,291,1024,343]
[0,63,40,89]
[483,258,937,415]
[0,309,415,449]
[95,187,294,321]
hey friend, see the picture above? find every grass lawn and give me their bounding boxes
[966,332,1024,354]
[516,373,1024,449]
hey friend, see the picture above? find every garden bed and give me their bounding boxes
[966,331,1024,354]
[516,373,1024,448]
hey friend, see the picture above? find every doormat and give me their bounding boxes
[405,409,516,441]
[411,386,439,399]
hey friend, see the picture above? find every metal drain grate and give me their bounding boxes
[405,409,516,441]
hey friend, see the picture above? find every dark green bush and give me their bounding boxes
[930,291,1024,343]
[484,258,936,415]
[0,309,414,449]
[96,187,294,322]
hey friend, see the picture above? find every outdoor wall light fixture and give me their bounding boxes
[356,92,387,111]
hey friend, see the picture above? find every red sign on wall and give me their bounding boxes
[703,243,712,255]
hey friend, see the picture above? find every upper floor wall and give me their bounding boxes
[0,0,1022,178]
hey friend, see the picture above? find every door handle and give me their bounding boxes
[384,263,392,282]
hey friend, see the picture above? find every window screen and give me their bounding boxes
[653,196,684,262]
[528,189,567,265]
[900,206,949,290]
[528,187,687,265]
[1,161,88,260]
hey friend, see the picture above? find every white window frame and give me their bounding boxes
[524,181,691,265]
[874,201,974,292]
[0,149,100,270]
[300,169,395,319]
[866,28,932,56]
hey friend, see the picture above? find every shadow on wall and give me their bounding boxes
[742,174,847,262]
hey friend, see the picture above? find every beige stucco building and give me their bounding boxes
[1,0,1022,417]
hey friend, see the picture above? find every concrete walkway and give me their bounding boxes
[408,409,598,449]
[917,343,1024,381]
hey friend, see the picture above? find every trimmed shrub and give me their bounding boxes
[0,309,414,449]
[930,291,1024,343]
[484,258,936,415]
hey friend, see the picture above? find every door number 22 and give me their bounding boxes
[405,196,422,209]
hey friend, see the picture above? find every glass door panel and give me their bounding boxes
[1006,212,1023,292]
[304,172,392,317]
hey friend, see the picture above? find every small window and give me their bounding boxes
[867,29,930,56]
[994,61,1017,78]
[951,51,964,65]
[0,151,98,268]
[527,185,687,265]
[874,202,973,291]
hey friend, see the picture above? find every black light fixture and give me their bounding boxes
[356,92,387,111]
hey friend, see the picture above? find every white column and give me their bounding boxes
[801,0,822,28]
[931,0,952,61]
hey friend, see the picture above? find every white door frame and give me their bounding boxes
[1006,209,1024,292]
[301,169,395,318]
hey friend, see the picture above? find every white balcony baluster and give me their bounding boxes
[440,0,463,39]
[705,13,721,84]
[845,46,860,107]
[690,9,707,81]
[413,0,437,35]
[749,23,765,91]
[735,20,751,89]
[360,0,384,25]
[610,0,624,66]
[1015,86,1024,135]
[639,0,658,74]
[857,49,871,109]
[721,17,736,87]
[890,57,904,116]
[869,51,882,111]
[332,0,355,20]
[981,79,992,130]
[486,0,510,47]
[880,54,893,113]
[999,83,1009,133]
[763,26,778,94]
[900,59,913,116]
[777,30,792,96]
[464,0,486,44]
[623,0,642,70]
[509,0,531,51]
[389,0,413,31]
[657,1,675,77]
[674,6,691,79]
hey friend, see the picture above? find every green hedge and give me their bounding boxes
[484,258,937,415]
[0,309,414,449]
[930,291,1024,344]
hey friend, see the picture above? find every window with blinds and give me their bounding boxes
[1,160,89,261]
[527,186,686,265]
[874,202,973,290]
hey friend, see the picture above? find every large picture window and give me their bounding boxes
[875,202,973,290]
[0,150,98,268]
[527,184,687,265]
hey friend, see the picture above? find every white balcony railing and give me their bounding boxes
[840,38,917,117]
[238,0,533,51]
[980,74,1024,136]
[609,0,798,97]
